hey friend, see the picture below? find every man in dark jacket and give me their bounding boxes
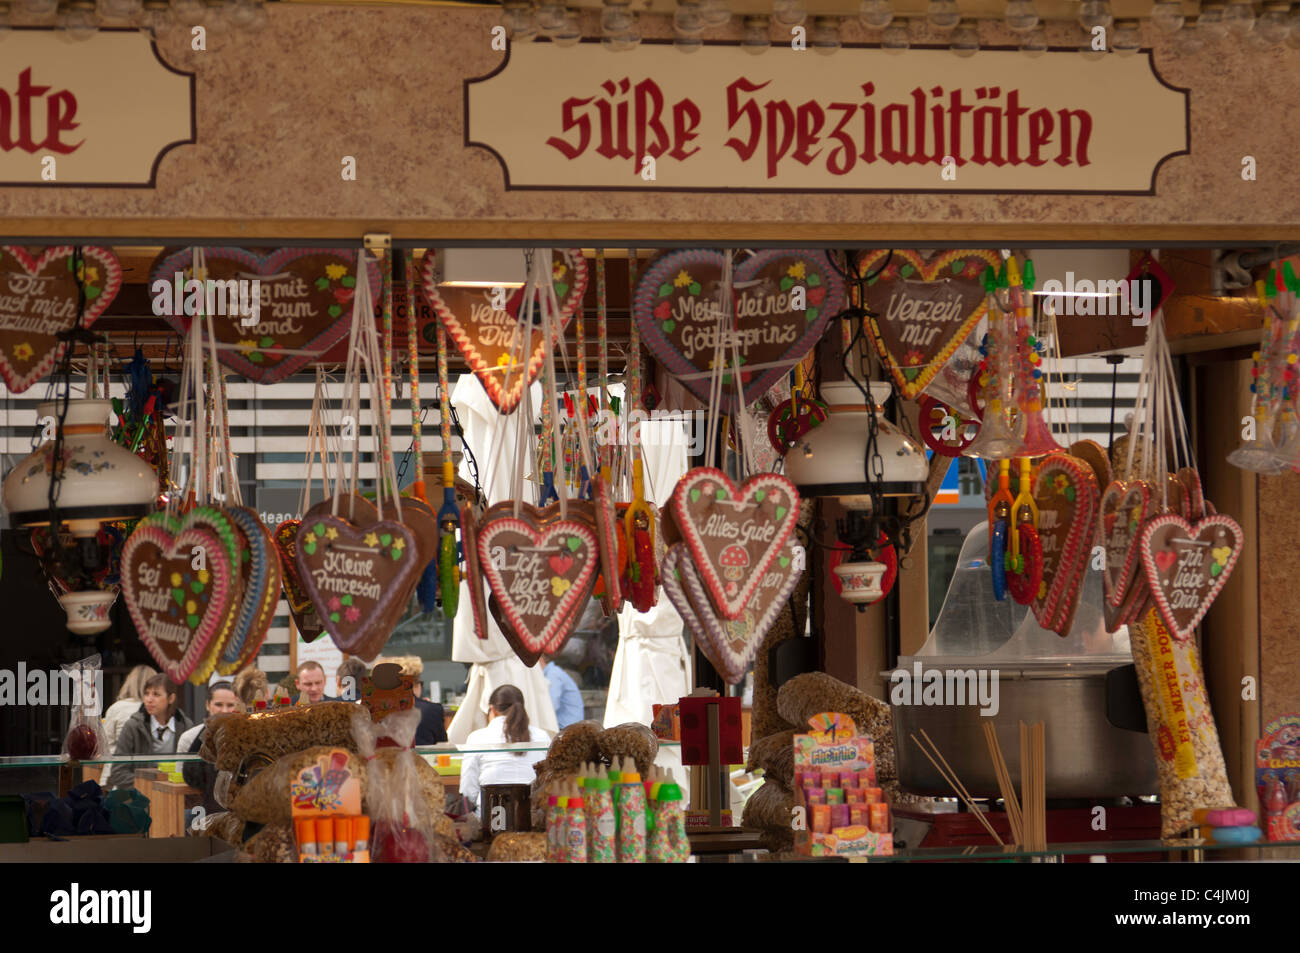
[107,674,196,790]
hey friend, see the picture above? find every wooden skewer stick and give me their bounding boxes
[983,722,1022,846]
[910,732,1004,846]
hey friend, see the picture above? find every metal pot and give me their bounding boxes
[886,663,1158,799]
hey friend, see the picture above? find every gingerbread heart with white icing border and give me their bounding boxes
[121,509,243,685]
[1030,454,1099,636]
[0,246,123,393]
[419,249,586,415]
[295,514,420,661]
[669,468,799,621]
[663,539,802,685]
[476,509,599,662]
[1139,513,1243,642]
[1100,479,1155,628]
[218,506,283,675]
[856,248,1002,400]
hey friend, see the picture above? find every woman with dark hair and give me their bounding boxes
[459,684,549,813]
[107,674,195,790]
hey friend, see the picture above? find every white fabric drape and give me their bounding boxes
[603,416,692,729]
[447,373,558,743]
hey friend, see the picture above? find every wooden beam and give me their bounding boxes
[7,219,1300,244]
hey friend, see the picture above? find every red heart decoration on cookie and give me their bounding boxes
[1139,513,1243,642]
[662,538,802,685]
[121,510,242,685]
[856,249,1002,399]
[420,249,587,414]
[670,468,799,621]
[633,249,846,411]
[149,248,380,385]
[1030,453,1100,636]
[0,246,122,393]
[295,514,420,661]
[476,508,599,660]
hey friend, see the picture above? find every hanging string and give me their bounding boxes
[627,249,642,495]
[596,249,611,472]
[405,251,425,501]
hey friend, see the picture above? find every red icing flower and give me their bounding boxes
[328,596,341,611]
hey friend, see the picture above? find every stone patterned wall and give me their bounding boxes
[0,9,1295,232]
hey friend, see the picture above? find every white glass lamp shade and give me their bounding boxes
[782,381,928,508]
[3,399,157,537]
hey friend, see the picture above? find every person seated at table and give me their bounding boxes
[180,682,241,830]
[459,685,548,816]
[107,675,195,790]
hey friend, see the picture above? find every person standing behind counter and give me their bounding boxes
[107,675,195,790]
[540,655,584,730]
[459,685,548,815]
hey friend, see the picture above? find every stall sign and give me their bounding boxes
[467,42,1188,194]
[0,30,194,187]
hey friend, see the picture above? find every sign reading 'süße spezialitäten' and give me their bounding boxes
[466,42,1188,194]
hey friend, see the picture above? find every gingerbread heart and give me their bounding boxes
[476,509,599,661]
[273,519,330,643]
[670,468,799,621]
[488,592,540,667]
[0,246,122,393]
[1030,454,1099,636]
[1139,513,1243,642]
[420,248,587,414]
[459,502,490,641]
[1071,440,1112,494]
[218,506,283,675]
[148,247,380,385]
[663,539,802,685]
[121,510,242,685]
[856,249,1002,400]
[1100,480,1155,615]
[1177,467,1205,521]
[633,249,846,410]
[295,515,420,661]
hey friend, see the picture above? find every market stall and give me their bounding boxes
[0,1,1298,870]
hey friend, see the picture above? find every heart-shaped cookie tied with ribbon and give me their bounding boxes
[856,249,1002,400]
[272,519,328,642]
[476,505,600,662]
[669,468,799,621]
[295,514,420,661]
[219,507,283,675]
[1030,454,1100,636]
[419,249,587,415]
[0,246,123,393]
[459,502,490,641]
[663,538,803,685]
[148,247,381,385]
[1100,479,1156,631]
[121,508,244,685]
[1139,513,1243,642]
[633,249,846,411]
